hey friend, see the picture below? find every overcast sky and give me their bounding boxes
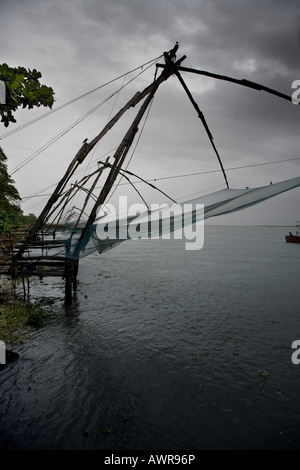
[0,0,299,225]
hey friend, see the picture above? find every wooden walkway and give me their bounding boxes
[0,228,78,304]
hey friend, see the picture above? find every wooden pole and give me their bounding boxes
[11,44,184,273]
[64,258,73,305]
[175,70,229,188]
[71,87,158,258]
[73,157,111,230]
[157,63,296,104]
[11,43,185,281]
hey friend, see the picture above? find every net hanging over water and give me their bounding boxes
[54,176,300,259]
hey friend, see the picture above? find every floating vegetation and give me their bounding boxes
[119,412,131,422]
[259,370,269,382]
[102,426,112,434]
[212,335,240,353]
[192,352,210,360]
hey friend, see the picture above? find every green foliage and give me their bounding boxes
[0,299,49,345]
[0,63,55,127]
[0,146,23,232]
[20,212,37,226]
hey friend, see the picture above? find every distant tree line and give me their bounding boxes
[0,146,36,233]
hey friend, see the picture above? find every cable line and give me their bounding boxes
[0,54,163,140]
[9,60,159,176]
[21,155,300,203]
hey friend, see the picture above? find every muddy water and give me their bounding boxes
[1,226,300,450]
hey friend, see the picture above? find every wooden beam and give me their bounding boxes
[11,44,185,271]
[175,70,229,188]
[156,63,295,103]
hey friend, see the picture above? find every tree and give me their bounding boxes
[0,146,23,232]
[20,213,37,226]
[0,63,55,127]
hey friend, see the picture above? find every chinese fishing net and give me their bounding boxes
[51,176,300,258]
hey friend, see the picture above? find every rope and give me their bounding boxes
[9,59,160,176]
[21,155,300,204]
[0,54,163,140]
[128,156,300,185]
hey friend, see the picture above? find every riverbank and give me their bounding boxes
[0,283,55,347]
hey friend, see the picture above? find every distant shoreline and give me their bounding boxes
[205,224,296,227]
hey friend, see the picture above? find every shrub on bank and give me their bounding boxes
[0,299,48,346]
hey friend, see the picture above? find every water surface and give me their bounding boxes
[1,225,300,450]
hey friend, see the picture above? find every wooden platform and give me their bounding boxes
[0,229,78,304]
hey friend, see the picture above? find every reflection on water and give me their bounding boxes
[1,226,300,450]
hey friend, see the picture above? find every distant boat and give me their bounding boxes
[285,233,300,243]
[286,222,300,243]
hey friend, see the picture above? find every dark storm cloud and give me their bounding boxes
[0,0,299,224]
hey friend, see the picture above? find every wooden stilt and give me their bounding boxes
[64,258,79,305]
[64,259,73,305]
[22,276,26,299]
